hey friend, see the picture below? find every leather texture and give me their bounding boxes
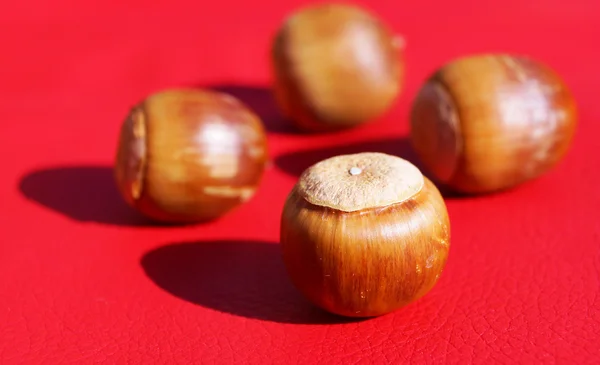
[1,0,599,363]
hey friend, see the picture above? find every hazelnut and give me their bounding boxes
[271,3,404,132]
[114,88,269,223]
[410,54,577,193]
[280,152,450,317]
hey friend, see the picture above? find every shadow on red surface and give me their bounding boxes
[18,166,160,226]
[274,137,477,199]
[207,84,299,135]
[274,137,419,176]
[141,240,364,325]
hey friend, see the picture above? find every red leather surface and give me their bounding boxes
[1,0,599,363]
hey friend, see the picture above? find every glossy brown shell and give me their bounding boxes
[114,89,269,222]
[271,3,403,132]
[410,54,577,194]
[280,177,450,317]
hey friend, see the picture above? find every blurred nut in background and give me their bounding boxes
[114,88,269,223]
[271,3,404,132]
[410,54,577,194]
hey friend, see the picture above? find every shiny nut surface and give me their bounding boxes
[410,54,578,193]
[114,88,269,223]
[271,3,403,132]
[280,153,450,317]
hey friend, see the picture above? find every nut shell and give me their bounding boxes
[114,88,269,223]
[280,153,450,317]
[271,3,403,132]
[410,54,577,193]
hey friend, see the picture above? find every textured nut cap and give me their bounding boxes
[297,152,424,212]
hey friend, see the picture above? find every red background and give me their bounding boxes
[1,0,599,363]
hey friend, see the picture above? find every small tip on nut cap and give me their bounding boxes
[297,152,424,212]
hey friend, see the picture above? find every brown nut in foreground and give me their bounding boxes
[271,3,404,132]
[280,152,450,317]
[410,53,578,194]
[114,88,269,223]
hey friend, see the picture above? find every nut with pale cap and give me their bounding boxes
[280,152,450,317]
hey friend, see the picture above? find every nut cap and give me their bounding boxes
[297,152,424,212]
